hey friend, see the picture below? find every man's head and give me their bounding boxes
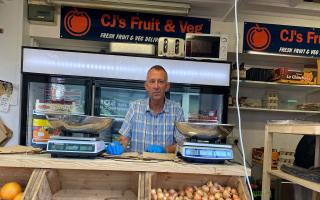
[145,65,170,101]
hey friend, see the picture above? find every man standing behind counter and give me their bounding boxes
[107,65,185,155]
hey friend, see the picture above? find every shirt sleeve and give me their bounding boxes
[174,105,185,145]
[119,103,135,139]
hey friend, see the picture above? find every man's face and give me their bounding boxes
[145,69,170,101]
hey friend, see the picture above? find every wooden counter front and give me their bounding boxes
[0,154,251,200]
[0,153,249,176]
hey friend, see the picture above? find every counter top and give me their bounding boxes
[0,153,250,176]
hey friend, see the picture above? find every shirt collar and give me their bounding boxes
[145,97,170,113]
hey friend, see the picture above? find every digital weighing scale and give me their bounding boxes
[175,122,235,163]
[47,136,105,158]
[177,142,233,163]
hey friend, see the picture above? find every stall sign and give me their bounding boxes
[60,6,211,44]
[243,22,320,57]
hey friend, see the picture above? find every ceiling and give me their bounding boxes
[161,0,320,21]
[23,0,320,21]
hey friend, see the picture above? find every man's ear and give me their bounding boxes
[144,81,147,90]
[165,82,170,92]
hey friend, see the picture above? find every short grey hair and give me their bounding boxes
[146,65,168,81]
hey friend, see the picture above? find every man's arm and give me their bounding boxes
[165,144,177,153]
[119,135,129,149]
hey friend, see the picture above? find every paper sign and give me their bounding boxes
[0,95,10,112]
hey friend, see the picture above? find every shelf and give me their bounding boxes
[268,170,320,193]
[228,106,320,114]
[231,80,320,91]
[228,52,317,67]
[32,111,84,115]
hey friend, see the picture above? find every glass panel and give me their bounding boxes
[99,87,147,119]
[26,82,86,146]
[170,87,224,123]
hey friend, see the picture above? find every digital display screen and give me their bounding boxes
[185,148,232,159]
[48,143,95,152]
[79,144,94,152]
[65,144,79,151]
[49,143,65,151]
[199,149,213,157]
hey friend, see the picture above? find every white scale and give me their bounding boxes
[47,136,105,158]
[177,141,233,163]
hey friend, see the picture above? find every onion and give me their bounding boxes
[196,189,204,197]
[208,194,215,200]
[209,186,219,194]
[218,186,224,192]
[193,193,201,200]
[232,194,239,199]
[169,189,176,196]
[158,192,164,200]
[152,193,158,200]
[214,192,221,199]
[201,185,210,193]
[186,191,193,199]
[151,189,157,195]
[207,181,213,187]
[179,190,185,197]
[185,186,194,194]
[225,187,231,192]
[231,188,238,195]
[223,190,231,199]
[201,195,208,200]
[157,188,163,194]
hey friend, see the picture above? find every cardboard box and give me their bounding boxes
[272,67,317,85]
[0,120,12,146]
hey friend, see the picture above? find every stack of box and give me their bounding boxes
[278,148,295,168]
[252,147,279,169]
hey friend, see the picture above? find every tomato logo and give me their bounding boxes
[64,9,91,37]
[246,24,271,51]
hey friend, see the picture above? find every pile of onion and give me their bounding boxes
[151,181,240,200]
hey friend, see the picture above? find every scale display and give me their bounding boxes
[47,138,105,158]
[48,143,95,152]
[184,147,233,159]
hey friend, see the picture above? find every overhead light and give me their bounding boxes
[46,0,191,15]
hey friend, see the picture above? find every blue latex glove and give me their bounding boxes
[145,145,166,153]
[106,141,124,155]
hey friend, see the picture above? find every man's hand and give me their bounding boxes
[145,145,166,153]
[106,141,124,155]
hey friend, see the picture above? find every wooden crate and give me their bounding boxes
[0,167,40,199]
[31,169,141,200]
[145,172,249,200]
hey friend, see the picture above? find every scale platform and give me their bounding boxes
[47,136,105,158]
[177,141,233,164]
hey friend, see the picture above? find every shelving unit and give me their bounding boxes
[229,106,320,114]
[228,55,320,116]
[261,122,320,200]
